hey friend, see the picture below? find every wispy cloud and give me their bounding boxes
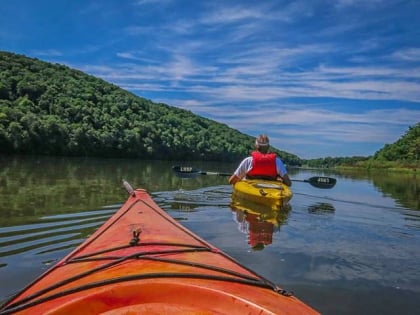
[134,0,173,5]
[391,48,420,62]
[200,5,267,25]
[3,0,419,158]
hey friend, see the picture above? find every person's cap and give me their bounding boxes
[255,134,269,147]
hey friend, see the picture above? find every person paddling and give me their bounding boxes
[229,134,292,186]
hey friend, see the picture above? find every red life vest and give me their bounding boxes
[247,151,277,180]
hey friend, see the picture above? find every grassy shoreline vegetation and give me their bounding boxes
[338,162,418,173]
[335,165,418,175]
[302,160,418,173]
[0,51,418,170]
[305,161,419,174]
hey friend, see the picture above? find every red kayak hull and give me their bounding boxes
[0,188,319,315]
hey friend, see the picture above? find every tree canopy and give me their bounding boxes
[303,123,419,169]
[0,51,301,164]
[373,123,420,163]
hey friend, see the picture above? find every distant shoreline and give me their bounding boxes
[291,165,418,174]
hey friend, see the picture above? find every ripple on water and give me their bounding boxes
[0,206,120,258]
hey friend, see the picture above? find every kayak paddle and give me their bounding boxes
[291,176,336,189]
[172,165,231,177]
[172,165,337,189]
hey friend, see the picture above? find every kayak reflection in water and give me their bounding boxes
[245,211,274,250]
[231,202,291,250]
[229,134,292,187]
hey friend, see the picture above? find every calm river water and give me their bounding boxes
[0,155,419,314]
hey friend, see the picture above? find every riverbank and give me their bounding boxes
[297,164,418,174]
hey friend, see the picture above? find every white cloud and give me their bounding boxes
[134,0,173,5]
[334,0,387,9]
[201,6,265,25]
[391,48,420,62]
[30,0,418,158]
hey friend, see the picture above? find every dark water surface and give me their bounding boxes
[0,156,419,314]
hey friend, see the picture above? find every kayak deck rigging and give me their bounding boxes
[1,196,293,315]
[1,185,319,315]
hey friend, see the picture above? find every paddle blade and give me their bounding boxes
[172,165,231,177]
[306,176,337,189]
[172,165,201,178]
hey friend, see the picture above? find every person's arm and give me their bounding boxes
[228,157,252,185]
[229,174,241,185]
[276,158,292,187]
[280,173,292,187]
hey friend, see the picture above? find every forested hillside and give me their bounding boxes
[372,123,420,163]
[304,123,419,170]
[0,51,301,164]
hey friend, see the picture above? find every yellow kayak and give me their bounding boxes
[171,165,336,210]
[232,179,293,210]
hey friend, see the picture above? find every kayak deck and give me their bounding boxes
[233,179,293,210]
[0,187,318,315]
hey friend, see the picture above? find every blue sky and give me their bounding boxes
[1,0,419,159]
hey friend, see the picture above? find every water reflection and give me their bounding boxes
[1,157,420,314]
[307,202,335,215]
[230,198,291,250]
[0,156,232,227]
[168,201,198,213]
[332,168,419,211]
